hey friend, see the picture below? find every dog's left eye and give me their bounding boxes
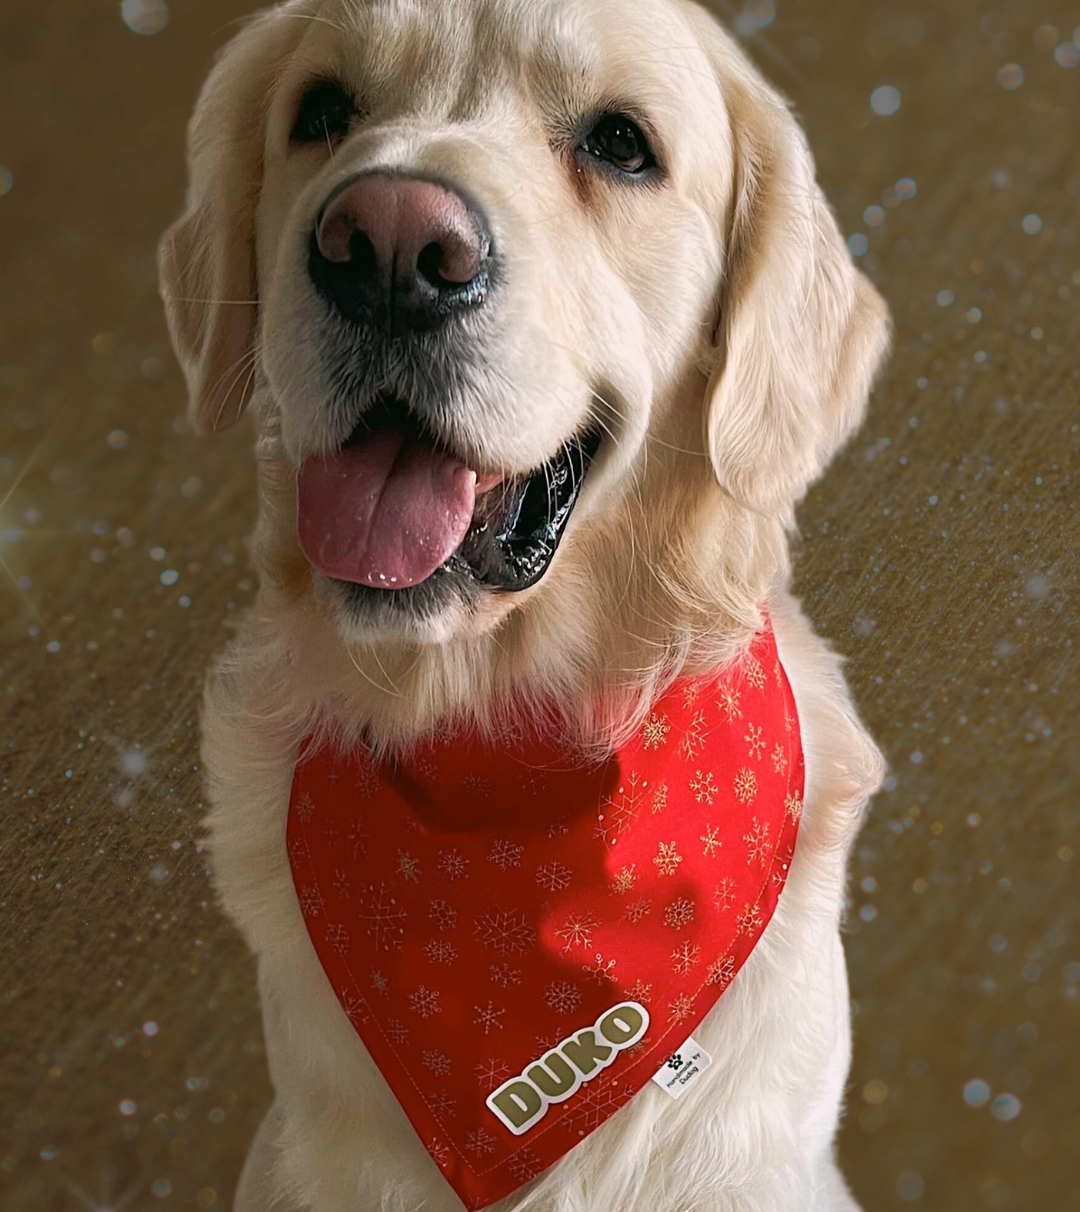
[581,114,656,176]
[291,81,357,146]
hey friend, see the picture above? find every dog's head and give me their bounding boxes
[161,0,888,666]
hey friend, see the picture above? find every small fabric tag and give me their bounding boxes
[651,1036,713,1100]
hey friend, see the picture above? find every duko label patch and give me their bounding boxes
[651,1035,712,1101]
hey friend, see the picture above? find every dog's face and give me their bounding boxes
[162,0,888,653]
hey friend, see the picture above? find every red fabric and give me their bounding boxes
[287,627,803,1210]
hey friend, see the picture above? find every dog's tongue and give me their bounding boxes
[297,429,476,588]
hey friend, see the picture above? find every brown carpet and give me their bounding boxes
[1,1,1077,1209]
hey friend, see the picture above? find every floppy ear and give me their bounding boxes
[699,28,891,517]
[159,12,299,435]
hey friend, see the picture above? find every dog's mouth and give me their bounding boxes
[297,398,600,593]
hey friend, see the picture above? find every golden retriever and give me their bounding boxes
[159,0,890,1208]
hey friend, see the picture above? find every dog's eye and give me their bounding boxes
[581,114,656,176]
[291,81,357,146]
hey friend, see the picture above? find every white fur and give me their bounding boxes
[159,0,891,1207]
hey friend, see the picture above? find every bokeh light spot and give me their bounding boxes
[963,1078,991,1107]
[997,63,1024,90]
[870,85,902,115]
[121,0,169,36]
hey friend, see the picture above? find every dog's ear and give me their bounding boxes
[159,13,298,435]
[695,20,891,517]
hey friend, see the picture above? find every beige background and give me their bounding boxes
[1,0,1077,1209]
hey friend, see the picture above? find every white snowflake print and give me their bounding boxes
[429,1091,457,1118]
[462,773,492,799]
[508,1148,544,1184]
[627,978,653,1004]
[736,901,764,936]
[360,883,406,952]
[322,824,341,850]
[595,771,647,846]
[332,869,351,900]
[707,954,736,987]
[423,1050,452,1077]
[744,657,766,691]
[641,711,671,750]
[371,969,389,996]
[294,792,316,824]
[565,1079,622,1132]
[475,1057,510,1091]
[534,1032,561,1055]
[717,686,743,722]
[423,938,458,966]
[465,1128,497,1156]
[690,769,717,805]
[785,791,804,823]
[489,963,523,988]
[342,994,368,1024]
[610,863,637,895]
[437,849,470,881]
[488,838,524,871]
[743,816,772,865]
[544,980,583,1015]
[713,878,737,910]
[582,953,618,985]
[744,723,765,761]
[681,711,710,760]
[545,813,571,838]
[663,897,696,930]
[427,1138,451,1167]
[535,861,573,892]
[355,758,381,799]
[429,899,458,932]
[651,782,668,814]
[474,908,536,955]
[286,835,309,866]
[653,840,683,877]
[669,992,696,1023]
[671,941,702,975]
[772,743,788,774]
[396,850,421,883]
[700,825,722,857]
[519,768,546,798]
[325,923,350,955]
[624,897,652,924]
[734,767,758,805]
[298,885,324,918]
[409,985,442,1019]
[681,680,702,709]
[556,912,600,951]
[473,1000,506,1035]
[386,1018,410,1045]
[347,819,371,860]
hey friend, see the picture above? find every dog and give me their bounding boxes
[159,0,890,1208]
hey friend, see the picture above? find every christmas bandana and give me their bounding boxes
[287,627,804,1209]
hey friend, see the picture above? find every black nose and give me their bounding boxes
[308,172,491,335]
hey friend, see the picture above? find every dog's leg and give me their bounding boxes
[234,1101,306,1212]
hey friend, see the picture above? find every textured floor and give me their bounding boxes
[1,1,1078,1210]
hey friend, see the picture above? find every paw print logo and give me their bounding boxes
[666,1053,683,1071]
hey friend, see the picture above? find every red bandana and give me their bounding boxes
[287,628,803,1210]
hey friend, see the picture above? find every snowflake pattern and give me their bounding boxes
[772,743,788,774]
[408,985,442,1019]
[294,792,316,824]
[544,980,583,1015]
[423,938,458,966]
[342,994,369,1024]
[535,861,573,892]
[508,1148,544,1184]
[744,723,765,761]
[737,901,765,936]
[488,838,524,871]
[623,897,652,924]
[651,782,668,814]
[462,774,492,799]
[325,923,350,955]
[595,771,647,846]
[785,791,804,822]
[427,1138,451,1167]
[564,1078,623,1132]
[641,711,671,750]
[744,657,767,691]
[489,963,523,988]
[713,878,737,910]
[545,814,571,838]
[582,952,618,984]
[386,1018,410,1045]
[707,954,736,987]
[627,978,653,1003]
[717,686,743,721]
[556,912,600,951]
[429,1091,458,1118]
[734,767,757,804]
[396,850,421,883]
[332,869,351,900]
[689,769,717,804]
[473,1000,506,1035]
[682,711,710,760]
[298,884,324,918]
[653,840,683,877]
[610,863,637,894]
[437,849,470,881]
[428,899,458,932]
[663,897,696,930]
[423,1049,452,1077]
[669,992,696,1022]
[474,908,536,955]
[671,941,702,974]
[359,883,406,952]
[700,825,722,857]
[475,1057,510,1091]
[466,1127,497,1156]
[743,816,772,865]
[371,969,389,996]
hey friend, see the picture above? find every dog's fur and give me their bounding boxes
[159,1,891,1208]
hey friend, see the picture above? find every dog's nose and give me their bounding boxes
[310,173,491,334]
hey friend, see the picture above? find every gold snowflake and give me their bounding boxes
[294,792,316,824]
[544,981,583,1015]
[437,849,470,881]
[611,863,637,894]
[487,838,524,871]
[745,657,766,691]
[396,850,420,883]
[700,825,722,857]
[423,938,458,966]
[624,897,652,924]
[423,1050,452,1077]
[653,840,683,877]
[744,723,765,761]
[690,769,717,804]
[556,912,600,951]
[717,686,743,722]
[669,992,696,1022]
[772,743,788,774]
[736,901,764,936]
[743,816,771,865]
[785,791,804,822]
[713,878,736,910]
[670,941,701,974]
[465,1127,497,1156]
[371,969,389,995]
[681,711,710,760]
[707,954,736,987]
[681,680,702,709]
[427,1137,451,1167]
[663,897,695,930]
[582,952,617,984]
[627,978,653,1004]
[651,782,668,814]
[641,711,671,750]
[408,985,442,1019]
[734,767,757,804]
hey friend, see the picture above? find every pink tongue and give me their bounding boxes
[297,430,477,588]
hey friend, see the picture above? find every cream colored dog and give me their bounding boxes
[160,0,890,1208]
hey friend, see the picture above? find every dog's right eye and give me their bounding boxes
[291,81,357,146]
